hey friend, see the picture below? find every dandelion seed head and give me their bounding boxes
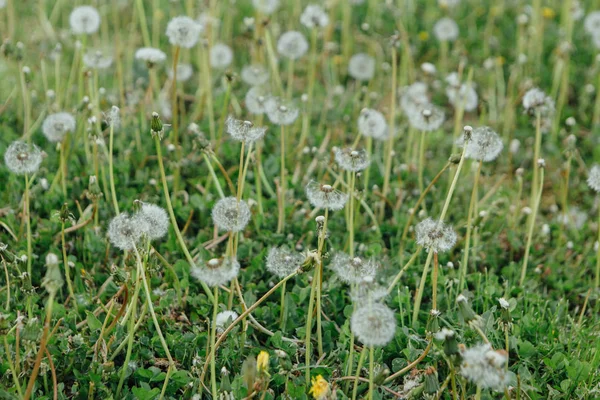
[216,310,238,333]
[83,50,113,69]
[107,213,144,251]
[191,257,240,287]
[211,197,251,232]
[245,87,271,115]
[265,98,299,125]
[456,126,503,162]
[210,43,233,69]
[433,17,459,41]
[104,106,120,129]
[277,31,309,60]
[522,88,554,115]
[399,82,430,115]
[415,218,457,253]
[225,116,267,143]
[588,165,600,192]
[300,5,329,29]
[498,297,510,309]
[305,181,349,211]
[241,64,270,86]
[4,141,43,175]
[460,344,510,391]
[351,303,396,347]
[408,104,445,132]
[135,47,167,66]
[358,108,388,140]
[42,112,76,142]
[166,16,202,48]
[329,252,378,284]
[350,279,388,303]
[168,63,194,82]
[266,246,303,278]
[348,53,376,81]
[584,11,600,36]
[135,203,169,240]
[69,6,101,35]
[446,82,478,112]
[334,147,370,172]
[252,0,280,15]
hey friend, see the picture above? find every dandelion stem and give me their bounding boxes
[519,166,544,286]
[348,171,356,257]
[108,123,120,215]
[387,248,422,295]
[115,277,140,397]
[596,205,600,288]
[305,267,318,385]
[279,280,286,330]
[432,252,439,310]
[210,286,219,399]
[459,160,482,292]
[61,222,77,311]
[277,125,286,234]
[153,133,215,303]
[352,346,367,400]
[2,258,10,311]
[412,250,434,327]
[368,345,374,400]
[380,46,397,219]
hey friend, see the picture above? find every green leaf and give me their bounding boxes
[85,311,102,331]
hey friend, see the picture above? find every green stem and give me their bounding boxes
[459,160,482,292]
[519,167,544,286]
[595,205,600,288]
[348,171,356,257]
[154,134,215,303]
[211,286,219,399]
[24,174,32,287]
[115,277,140,397]
[412,251,434,327]
[3,336,23,398]
[279,280,286,330]
[352,346,367,400]
[277,125,286,234]
[108,123,120,215]
[368,345,374,400]
[305,268,318,385]
[61,222,77,311]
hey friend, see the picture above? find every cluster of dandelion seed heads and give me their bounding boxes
[210,43,233,69]
[457,126,503,162]
[135,47,167,66]
[305,181,349,211]
[266,246,303,278]
[241,64,270,86]
[334,147,370,172]
[588,165,600,192]
[216,310,238,333]
[460,343,510,391]
[191,257,240,287]
[408,104,445,132]
[357,108,388,140]
[212,197,251,232]
[4,141,43,175]
[225,116,267,143]
[277,31,309,60]
[329,252,379,285]
[300,4,329,29]
[69,6,100,35]
[265,98,299,125]
[166,16,202,48]
[415,218,457,253]
[351,302,396,347]
[42,112,76,142]
[348,53,375,81]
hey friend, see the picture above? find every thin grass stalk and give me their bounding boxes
[519,166,545,286]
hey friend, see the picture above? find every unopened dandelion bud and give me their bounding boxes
[424,367,440,394]
[435,328,460,357]
[463,125,473,141]
[0,313,10,336]
[457,294,480,325]
[537,158,546,168]
[449,153,462,164]
[42,252,64,295]
[151,112,164,139]
[86,175,102,200]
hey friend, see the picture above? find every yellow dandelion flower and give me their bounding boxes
[542,7,555,19]
[418,31,429,41]
[309,375,330,400]
[257,351,269,373]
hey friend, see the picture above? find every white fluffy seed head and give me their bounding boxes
[252,0,280,15]
[584,11,600,36]
[305,181,349,211]
[587,165,600,192]
[225,116,267,143]
[210,43,234,69]
[329,252,379,284]
[334,147,370,172]
[135,47,167,66]
[241,64,270,86]
[351,303,396,347]
[460,344,510,391]
[4,141,43,175]
[69,6,101,35]
[42,112,76,142]
[245,87,271,115]
[191,257,240,287]
[399,81,430,115]
[83,50,113,69]
[265,97,299,125]
[457,126,503,162]
[135,203,169,240]
[211,197,251,232]
[277,31,309,60]
[433,17,459,41]
[358,108,388,140]
[522,87,554,116]
[348,53,376,81]
[408,104,445,132]
[168,63,194,82]
[166,16,202,48]
[415,218,457,253]
[107,213,143,251]
[216,310,238,333]
[300,4,330,29]
[266,247,303,278]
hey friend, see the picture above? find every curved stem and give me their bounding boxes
[519,167,545,286]
[351,346,367,400]
[3,336,23,398]
[459,160,482,292]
